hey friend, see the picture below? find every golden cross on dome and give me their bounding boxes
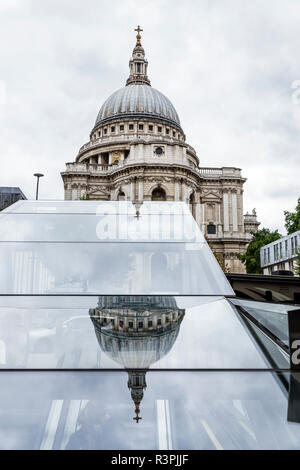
[135,25,143,46]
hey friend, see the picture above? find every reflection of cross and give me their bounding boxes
[134,415,142,423]
[135,25,143,36]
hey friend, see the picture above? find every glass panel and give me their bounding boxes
[0,213,203,243]
[0,296,286,369]
[231,299,299,347]
[0,371,299,450]
[0,242,233,295]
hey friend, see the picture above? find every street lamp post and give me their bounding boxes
[34,173,44,200]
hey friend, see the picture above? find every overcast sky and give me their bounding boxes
[0,0,299,233]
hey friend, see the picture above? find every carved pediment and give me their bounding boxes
[201,190,221,202]
[88,186,110,196]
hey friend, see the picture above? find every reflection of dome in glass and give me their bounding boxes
[90,295,184,369]
[89,295,185,423]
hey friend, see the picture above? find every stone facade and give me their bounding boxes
[61,27,259,273]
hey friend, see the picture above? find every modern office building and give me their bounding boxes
[260,230,300,275]
[0,187,26,211]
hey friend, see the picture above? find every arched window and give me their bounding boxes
[207,223,216,235]
[151,187,166,201]
[117,191,125,201]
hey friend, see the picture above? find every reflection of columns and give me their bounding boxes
[223,191,229,232]
[232,191,238,232]
[138,179,144,201]
[130,179,135,200]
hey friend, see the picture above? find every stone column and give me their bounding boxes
[195,194,202,227]
[174,179,180,200]
[130,179,135,201]
[231,190,238,232]
[238,188,243,232]
[138,179,144,201]
[223,191,229,232]
[217,202,222,236]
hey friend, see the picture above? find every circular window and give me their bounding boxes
[155,147,163,156]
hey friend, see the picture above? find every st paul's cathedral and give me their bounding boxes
[61,27,259,273]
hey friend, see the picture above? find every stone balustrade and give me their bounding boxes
[64,161,242,179]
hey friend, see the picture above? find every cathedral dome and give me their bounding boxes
[93,26,182,132]
[94,84,181,130]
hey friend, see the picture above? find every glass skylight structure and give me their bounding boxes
[0,201,233,296]
[0,200,299,450]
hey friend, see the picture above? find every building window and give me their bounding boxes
[138,321,143,329]
[292,238,295,255]
[207,223,216,235]
[166,316,169,323]
[104,128,107,134]
[166,128,169,134]
[267,247,270,263]
[128,321,133,328]
[148,320,153,327]
[148,125,153,131]
[274,244,279,261]
[151,187,166,201]
[118,191,125,201]
[158,126,162,133]
[285,240,288,256]
[154,147,164,156]
[157,319,162,326]
[264,249,267,264]
[137,63,141,73]
[138,124,144,131]
[119,125,124,132]
[279,242,282,259]
[173,131,176,137]
[111,126,115,133]
[129,124,134,131]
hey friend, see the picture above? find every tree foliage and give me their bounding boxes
[284,197,300,235]
[205,236,230,273]
[238,228,281,274]
[79,193,90,200]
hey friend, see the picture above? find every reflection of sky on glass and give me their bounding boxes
[0,371,299,450]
